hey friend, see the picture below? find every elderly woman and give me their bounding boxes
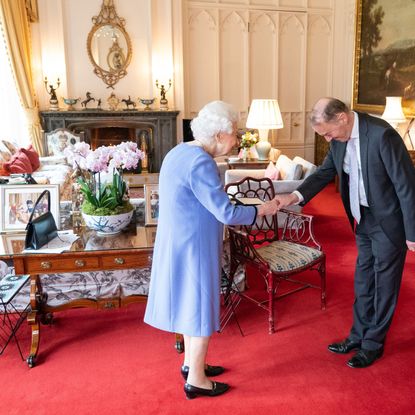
[144,101,278,399]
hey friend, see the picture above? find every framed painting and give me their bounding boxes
[0,184,60,233]
[144,184,159,226]
[352,0,415,115]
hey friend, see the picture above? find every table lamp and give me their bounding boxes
[246,99,283,160]
[381,96,406,129]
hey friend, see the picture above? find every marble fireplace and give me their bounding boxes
[40,109,179,173]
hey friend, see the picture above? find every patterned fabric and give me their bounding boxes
[46,130,83,156]
[256,240,323,272]
[32,162,73,201]
[9,268,151,311]
[0,274,29,304]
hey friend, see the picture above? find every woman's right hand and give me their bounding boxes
[257,199,279,217]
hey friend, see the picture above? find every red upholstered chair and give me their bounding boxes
[224,176,326,334]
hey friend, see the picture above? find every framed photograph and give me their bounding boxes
[353,0,415,115]
[144,184,159,226]
[0,184,60,233]
[1,233,26,254]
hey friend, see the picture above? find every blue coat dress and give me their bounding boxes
[144,143,256,336]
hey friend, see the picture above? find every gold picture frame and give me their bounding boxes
[352,0,415,115]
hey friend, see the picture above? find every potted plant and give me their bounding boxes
[65,141,145,234]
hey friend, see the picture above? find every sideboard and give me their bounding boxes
[40,110,179,172]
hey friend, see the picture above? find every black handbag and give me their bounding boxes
[25,190,58,250]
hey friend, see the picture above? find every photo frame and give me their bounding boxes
[353,0,415,115]
[0,184,60,233]
[1,233,26,254]
[144,184,159,226]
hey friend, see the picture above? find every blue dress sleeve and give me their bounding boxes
[189,152,256,225]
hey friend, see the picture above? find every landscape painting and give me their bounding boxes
[353,0,415,114]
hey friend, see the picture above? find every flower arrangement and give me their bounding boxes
[240,131,258,149]
[64,142,145,216]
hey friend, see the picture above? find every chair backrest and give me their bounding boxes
[280,208,322,250]
[225,176,278,245]
[44,128,84,156]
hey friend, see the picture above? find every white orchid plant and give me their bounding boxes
[65,142,145,216]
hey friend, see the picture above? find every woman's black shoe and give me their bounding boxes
[184,381,229,399]
[181,364,225,380]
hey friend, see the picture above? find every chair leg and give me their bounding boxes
[267,271,275,334]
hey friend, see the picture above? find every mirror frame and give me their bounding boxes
[86,0,132,88]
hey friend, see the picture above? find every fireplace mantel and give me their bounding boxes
[40,109,179,172]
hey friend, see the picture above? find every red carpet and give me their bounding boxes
[1,183,415,414]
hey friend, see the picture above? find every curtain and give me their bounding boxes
[0,0,44,154]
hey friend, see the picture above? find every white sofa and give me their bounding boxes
[32,155,73,201]
[224,154,317,225]
[225,154,317,196]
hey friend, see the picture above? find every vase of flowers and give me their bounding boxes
[64,141,145,234]
[240,131,258,160]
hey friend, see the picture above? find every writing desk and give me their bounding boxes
[0,224,183,367]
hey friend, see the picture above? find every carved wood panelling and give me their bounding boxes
[278,13,305,112]
[188,9,218,112]
[220,11,247,106]
[184,1,336,162]
[306,14,332,109]
[250,12,276,100]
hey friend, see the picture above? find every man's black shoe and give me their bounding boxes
[328,338,361,354]
[347,348,383,368]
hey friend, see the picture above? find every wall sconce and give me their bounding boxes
[44,76,60,111]
[155,79,172,110]
[381,96,406,129]
[246,99,284,160]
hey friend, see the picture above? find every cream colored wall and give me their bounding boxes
[31,0,356,159]
[32,0,174,111]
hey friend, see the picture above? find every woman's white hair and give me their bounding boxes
[190,101,238,146]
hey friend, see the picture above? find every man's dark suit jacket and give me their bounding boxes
[297,112,415,247]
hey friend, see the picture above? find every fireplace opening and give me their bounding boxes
[71,122,155,173]
[90,127,135,149]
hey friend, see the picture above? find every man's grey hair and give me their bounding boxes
[310,98,350,125]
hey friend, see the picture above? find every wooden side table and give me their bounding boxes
[226,158,270,169]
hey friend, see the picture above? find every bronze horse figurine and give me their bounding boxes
[121,95,136,109]
[81,92,96,109]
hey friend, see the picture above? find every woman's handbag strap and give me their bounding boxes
[26,189,51,224]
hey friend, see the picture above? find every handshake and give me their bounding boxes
[256,193,300,217]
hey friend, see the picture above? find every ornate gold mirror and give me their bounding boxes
[87,0,132,88]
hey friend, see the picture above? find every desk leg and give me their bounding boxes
[26,274,44,368]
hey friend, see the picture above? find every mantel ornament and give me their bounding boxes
[87,0,132,88]
[81,92,98,109]
[44,77,60,111]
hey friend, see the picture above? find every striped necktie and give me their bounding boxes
[348,138,361,224]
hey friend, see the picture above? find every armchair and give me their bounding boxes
[224,176,326,334]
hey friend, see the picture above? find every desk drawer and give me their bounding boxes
[101,253,151,269]
[26,257,100,273]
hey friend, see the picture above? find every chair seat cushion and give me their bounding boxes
[256,240,323,272]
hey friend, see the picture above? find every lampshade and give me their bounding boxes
[246,99,284,132]
[246,99,284,160]
[381,96,406,126]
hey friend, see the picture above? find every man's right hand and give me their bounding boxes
[274,193,300,210]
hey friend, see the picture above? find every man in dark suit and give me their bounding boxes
[275,97,415,368]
